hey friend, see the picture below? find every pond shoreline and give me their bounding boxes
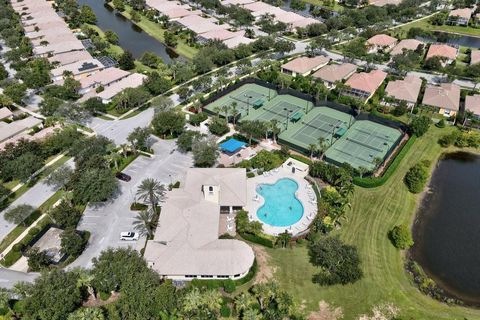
[409,151,480,307]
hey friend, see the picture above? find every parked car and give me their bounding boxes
[115,172,131,182]
[120,232,139,241]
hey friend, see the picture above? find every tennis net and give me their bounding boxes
[346,137,383,153]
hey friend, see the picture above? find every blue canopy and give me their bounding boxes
[220,138,247,153]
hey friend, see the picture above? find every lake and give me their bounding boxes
[77,0,178,63]
[411,152,480,305]
[419,32,480,49]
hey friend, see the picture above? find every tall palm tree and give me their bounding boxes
[133,209,156,238]
[270,119,280,144]
[235,293,255,315]
[136,178,166,211]
[75,268,96,300]
[243,308,262,320]
[221,105,230,122]
[230,102,239,125]
[308,144,317,159]
[318,137,327,160]
[106,152,122,171]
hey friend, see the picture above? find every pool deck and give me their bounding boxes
[245,166,318,236]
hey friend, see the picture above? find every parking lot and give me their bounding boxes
[69,138,193,269]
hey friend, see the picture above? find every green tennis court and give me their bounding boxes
[203,83,275,118]
[325,120,402,170]
[279,107,354,151]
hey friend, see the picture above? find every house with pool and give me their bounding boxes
[144,168,255,281]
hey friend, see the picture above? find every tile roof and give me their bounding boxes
[176,15,230,34]
[282,56,330,74]
[144,168,254,278]
[465,95,480,116]
[291,17,321,28]
[223,35,255,48]
[449,8,473,20]
[345,70,388,94]
[366,34,397,47]
[470,49,480,65]
[200,29,244,41]
[51,59,104,78]
[422,83,460,110]
[426,44,458,61]
[97,73,147,101]
[390,39,424,56]
[385,75,422,104]
[48,50,93,66]
[0,108,13,120]
[312,63,357,83]
[79,68,130,89]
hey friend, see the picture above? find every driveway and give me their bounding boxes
[0,268,38,289]
[85,108,155,145]
[69,138,193,269]
[0,159,75,242]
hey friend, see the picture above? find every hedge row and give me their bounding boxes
[1,218,51,267]
[239,232,276,248]
[353,135,417,188]
[288,154,313,165]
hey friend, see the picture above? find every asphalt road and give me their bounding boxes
[0,159,75,242]
[85,108,154,145]
[0,268,38,289]
[68,138,193,269]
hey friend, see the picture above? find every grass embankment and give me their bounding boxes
[393,16,480,38]
[110,3,198,60]
[268,126,480,319]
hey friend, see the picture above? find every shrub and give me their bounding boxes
[189,112,208,126]
[410,115,432,137]
[220,304,231,317]
[99,291,111,301]
[130,202,148,211]
[404,160,430,193]
[1,250,22,267]
[12,243,24,252]
[246,172,255,178]
[223,279,236,293]
[208,117,229,136]
[389,225,414,249]
[435,119,446,128]
[28,227,40,236]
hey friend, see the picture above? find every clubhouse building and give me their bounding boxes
[144,168,255,281]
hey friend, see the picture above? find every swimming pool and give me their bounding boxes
[256,178,304,227]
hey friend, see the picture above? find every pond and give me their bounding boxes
[411,152,480,305]
[77,0,178,63]
[418,32,480,49]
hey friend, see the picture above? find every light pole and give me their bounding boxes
[245,94,253,115]
[284,108,292,129]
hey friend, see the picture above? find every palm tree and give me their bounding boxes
[338,182,355,198]
[243,308,262,320]
[270,120,280,144]
[230,102,239,125]
[252,282,277,311]
[75,268,96,300]
[357,166,368,178]
[277,231,292,248]
[133,209,156,238]
[106,152,122,171]
[213,106,221,118]
[221,105,230,122]
[136,178,166,211]
[317,137,327,160]
[119,144,129,158]
[308,144,317,159]
[235,293,255,315]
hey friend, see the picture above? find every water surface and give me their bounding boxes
[411,152,480,305]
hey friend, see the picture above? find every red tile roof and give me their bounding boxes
[345,70,388,94]
[426,44,457,61]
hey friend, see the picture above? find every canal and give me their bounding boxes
[411,152,480,305]
[77,0,178,63]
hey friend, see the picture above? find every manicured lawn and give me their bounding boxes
[302,0,345,12]
[393,16,480,38]
[267,126,480,319]
[112,3,198,60]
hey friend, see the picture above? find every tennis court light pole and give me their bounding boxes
[245,94,253,115]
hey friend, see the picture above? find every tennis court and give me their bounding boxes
[279,107,354,152]
[243,94,312,124]
[325,120,402,170]
[203,83,275,118]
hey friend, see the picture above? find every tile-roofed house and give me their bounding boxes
[33,40,85,57]
[448,8,473,26]
[291,17,321,29]
[366,34,398,53]
[344,70,388,102]
[223,36,255,49]
[422,83,460,116]
[79,68,131,94]
[175,15,230,35]
[221,0,256,5]
[465,94,480,117]
[281,56,330,77]
[97,73,148,103]
[312,63,357,89]
[390,39,424,56]
[51,59,104,82]
[426,44,458,65]
[198,29,244,42]
[48,50,93,66]
[369,0,402,6]
[144,168,254,281]
[470,49,480,65]
[384,75,422,107]
[0,117,43,143]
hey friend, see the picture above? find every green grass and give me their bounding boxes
[393,16,480,38]
[301,0,345,12]
[86,24,125,57]
[267,126,480,319]
[111,3,198,60]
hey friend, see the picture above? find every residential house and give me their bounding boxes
[0,117,43,143]
[470,49,480,65]
[384,75,422,108]
[390,39,424,56]
[48,50,93,67]
[447,8,473,26]
[312,63,357,89]
[426,44,458,65]
[50,59,105,82]
[343,70,388,102]
[281,56,330,77]
[79,68,130,95]
[465,94,480,118]
[97,73,148,104]
[0,108,13,121]
[144,168,255,281]
[366,34,398,53]
[422,83,460,117]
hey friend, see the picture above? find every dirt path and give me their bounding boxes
[83,292,120,308]
[252,245,275,284]
[307,301,344,320]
